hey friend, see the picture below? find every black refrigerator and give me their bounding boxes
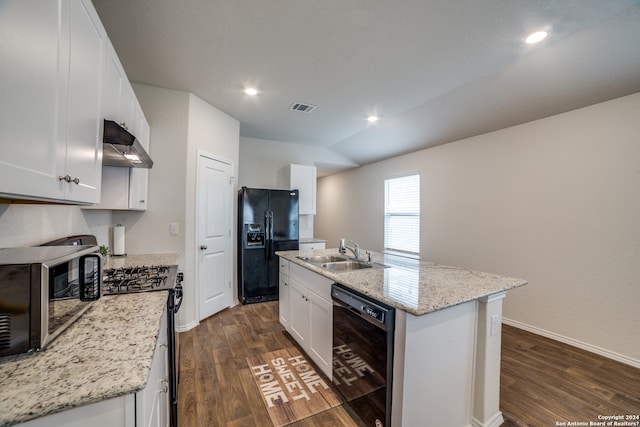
[238,187,299,304]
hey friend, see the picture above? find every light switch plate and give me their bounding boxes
[170,223,179,236]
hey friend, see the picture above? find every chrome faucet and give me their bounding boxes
[339,238,361,260]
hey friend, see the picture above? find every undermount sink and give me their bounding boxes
[297,254,349,264]
[297,253,388,273]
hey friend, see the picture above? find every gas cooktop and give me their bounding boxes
[102,264,178,295]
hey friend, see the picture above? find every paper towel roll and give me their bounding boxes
[113,224,125,256]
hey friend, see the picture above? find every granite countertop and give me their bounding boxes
[0,292,168,427]
[277,248,527,316]
[103,252,179,270]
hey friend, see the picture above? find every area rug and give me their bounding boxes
[246,347,342,427]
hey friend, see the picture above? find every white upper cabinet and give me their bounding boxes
[288,164,317,215]
[0,0,105,204]
[103,41,125,124]
[87,41,150,211]
[118,81,137,133]
[0,0,68,201]
[63,0,106,203]
[128,107,150,211]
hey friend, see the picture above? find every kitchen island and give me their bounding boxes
[0,291,168,427]
[277,248,527,427]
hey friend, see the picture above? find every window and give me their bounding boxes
[384,174,420,256]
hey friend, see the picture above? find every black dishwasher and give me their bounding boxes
[331,283,395,427]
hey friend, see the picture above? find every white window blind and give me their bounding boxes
[384,174,420,256]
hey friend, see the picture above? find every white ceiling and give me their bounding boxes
[92,0,640,170]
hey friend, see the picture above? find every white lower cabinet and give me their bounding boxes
[288,278,309,346]
[279,260,333,378]
[305,287,332,374]
[17,395,135,427]
[17,308,169,427]
[136,308,169,427]
[278,272,290,329]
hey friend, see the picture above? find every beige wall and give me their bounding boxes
[113,84,190,258]
[238,136,357,189]
[130,85,239,330]
[0,204,97,248]
[316,92,640,364]
[185,93,240,318]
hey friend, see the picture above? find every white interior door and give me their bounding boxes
[197,154,232,320]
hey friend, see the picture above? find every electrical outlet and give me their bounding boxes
[170,223,179,236]
[490,314,501,336]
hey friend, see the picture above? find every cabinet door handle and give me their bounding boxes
[161,379,168,394]
[71,177,80,185]
[200,245,208,250]
[58,174,71,183]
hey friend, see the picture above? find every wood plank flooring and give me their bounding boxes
[177,301,640,426]
[500,324,640,427]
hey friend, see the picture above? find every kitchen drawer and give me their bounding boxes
[289,262,332,301]
[279,257,290,276]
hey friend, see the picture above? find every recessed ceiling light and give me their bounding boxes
[525,31,548,44]
[367,115,379,123]
[244,88,258,96]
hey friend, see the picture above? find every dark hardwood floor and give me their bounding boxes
[177,301,640,426]
[500,324,640,427]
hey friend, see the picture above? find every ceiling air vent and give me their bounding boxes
[289,102,317,113]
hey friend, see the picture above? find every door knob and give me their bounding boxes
[200,245,208,250]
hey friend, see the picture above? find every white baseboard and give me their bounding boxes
[471,412,504,427]
[176,320,199,333]
[176,300,240,333]
[502,318,640,369]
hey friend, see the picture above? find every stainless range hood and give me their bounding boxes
[102,120,153,168]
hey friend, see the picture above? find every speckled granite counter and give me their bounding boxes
[0,292,167,427]
[103,252,179,270]
[277,248,527,316]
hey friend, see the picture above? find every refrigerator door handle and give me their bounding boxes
[267,211,274,260]
[264,211,270,260]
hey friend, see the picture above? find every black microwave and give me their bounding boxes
[0,245,101,359]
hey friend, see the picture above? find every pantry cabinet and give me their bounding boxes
[279,261,332,377]
[0,0,105,204]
